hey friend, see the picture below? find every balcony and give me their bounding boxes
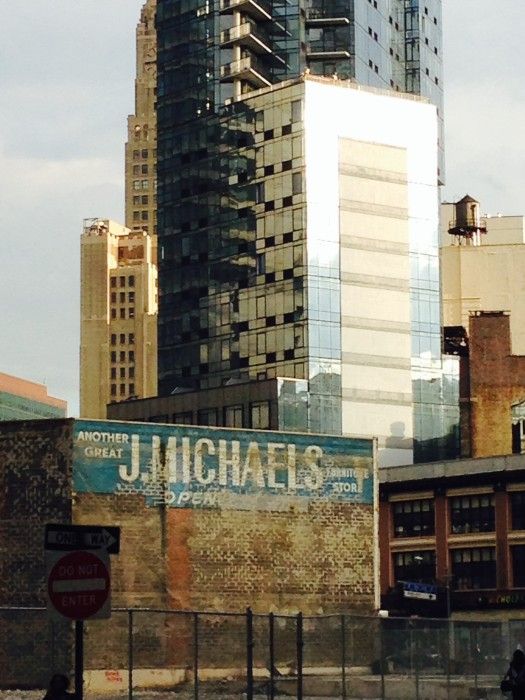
[220,56,272,88]
[306,8,351,25]
[307,49,351,60]
[220,0,272,21]
[221,21,272,54]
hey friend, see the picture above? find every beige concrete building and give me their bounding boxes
[125,0,157,234]
[80,1,158,419]
[441,196,525,354]
[80,219,158,418]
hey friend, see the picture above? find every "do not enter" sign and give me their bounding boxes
[47,549,111,620]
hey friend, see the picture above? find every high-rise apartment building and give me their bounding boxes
[80,219,158,418]
[125,0,158,234]
[154,69,456,465]
[153,0,454,464]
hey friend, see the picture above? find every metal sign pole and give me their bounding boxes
[75,620,84,700]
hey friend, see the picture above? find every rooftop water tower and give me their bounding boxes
[447,194,487,245]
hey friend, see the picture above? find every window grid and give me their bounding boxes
[393,499,434,538]
[393,550,436,584]
[450,494,495,534]
[511,492,525,530]
[512,545,525,588]
[451,547,496,591]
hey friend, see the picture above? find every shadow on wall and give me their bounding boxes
[385,421,410,452]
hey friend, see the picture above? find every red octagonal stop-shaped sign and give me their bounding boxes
[47,550,111,620]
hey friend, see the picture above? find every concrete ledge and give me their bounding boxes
[83,668,502,699]
[84,668,187,693]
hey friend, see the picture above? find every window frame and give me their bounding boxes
[392,498,435,538]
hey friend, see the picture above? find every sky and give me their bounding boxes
[1,0,523,416]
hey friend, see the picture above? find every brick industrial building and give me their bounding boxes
[444,311,525,459]
[0,417,376,683]
[379,453,525,619]
[0,419,379,687]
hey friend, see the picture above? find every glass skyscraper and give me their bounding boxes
[155,0,458,463]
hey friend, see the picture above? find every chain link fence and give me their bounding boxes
[2,607,525,699]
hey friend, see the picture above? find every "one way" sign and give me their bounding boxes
[44,523,120,554]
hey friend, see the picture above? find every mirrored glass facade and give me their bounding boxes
[156,0,453,462]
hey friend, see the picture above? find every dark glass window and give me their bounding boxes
[451,547,496,590]
[393,499,434,538]
[174,412,193,425]
[129,275,135,287]
[393,550,436,584]
[511,492,525,530]
[512,546,525,587]
[110,334,117,345]
[197,408,218,426]
[450,494,495,534]
[110,351,116,363]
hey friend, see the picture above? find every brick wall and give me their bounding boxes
[166,502,374,615]
[73,493,167,608]
[75,494,374,672]
[468,313,525,457]
[0,419,74,686]
[74,491,376,617]
[0,418,376,682]
[0,419,73,606]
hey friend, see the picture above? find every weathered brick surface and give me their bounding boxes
[0,419,74,686]
[0,418,375,681]
[0,419,73,606]
[467,313,525,457]
[167,501,374,615]
[73,493,167,608]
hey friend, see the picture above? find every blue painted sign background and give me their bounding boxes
[73,420,374,509]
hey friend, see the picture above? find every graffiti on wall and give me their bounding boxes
[73,420,375,509]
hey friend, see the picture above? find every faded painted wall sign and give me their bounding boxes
[73,420,375,509]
